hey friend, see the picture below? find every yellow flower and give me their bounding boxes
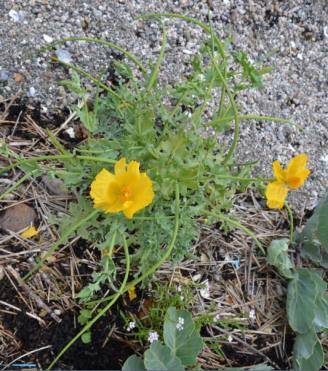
[90,158,154,219]
[265,154,310,209]
[20,226,39,238]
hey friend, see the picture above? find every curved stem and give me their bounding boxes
[47,37,146,73]
[47,231,131,370]
[137,13,225,58]
[146,24,167,91]
[85,183,180,307]
[0,154,116,176]
[51,56,122,101]
[0,169,40,201]
[211,114,294,127]
[285,202,294,243]
[206,211,265,255]
[209,175,273,182]
[48,184,180,368]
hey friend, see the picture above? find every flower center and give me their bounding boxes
[119,186,132,202]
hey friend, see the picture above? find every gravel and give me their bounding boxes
[0,0,327,212]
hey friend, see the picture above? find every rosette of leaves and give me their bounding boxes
[122,307,203,371]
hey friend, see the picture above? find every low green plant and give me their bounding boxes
[122,307,203,371]
[267,192,328,371]
[0,13,293,369]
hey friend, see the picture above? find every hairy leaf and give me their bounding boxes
[122,355,146,371]
[164,307,203,366]
[293,337,324,371]
[144,342,184,371]
[300,193,328,268]
[287,268,317,333]
[267,239,294,279]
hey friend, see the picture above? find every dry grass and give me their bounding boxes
[0,96,326,369]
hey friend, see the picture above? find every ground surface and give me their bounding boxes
[0,0,327,210]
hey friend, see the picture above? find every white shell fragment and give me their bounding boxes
[200,279,210,299]
[43,34,53,43]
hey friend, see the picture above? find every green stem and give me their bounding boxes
[146,24,167,91]
[137,13,225,58]
[86,183,180,307]
[48,184,180,368]
[210,53,239,165]
[0,155,116,176]
[171,89,189,117]
[49,37,146,73]
[285,202,294,243]
[212,175,273,182]
[23,210,99,281]
[46,129,68,155]
[47,231,131,370]
[138,13,239,162]
[206,211,265,255]
[51,56,122,101]
[211,114,295,127]
[0,169,40,201]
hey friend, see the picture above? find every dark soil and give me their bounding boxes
[0,279,133,370]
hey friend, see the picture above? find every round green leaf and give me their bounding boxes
[144,342,184,371]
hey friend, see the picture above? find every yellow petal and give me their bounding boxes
[127,160,140,176]
[272,160,285,183]
[123,174,154,219]
[265,181,288,209]
[21,226,39,238]
[285,154,310,189]
[286,169,311,189]
[128,286,137,301]
[90,169,123,212]
[286,153,308,175]
[114,158,126,176]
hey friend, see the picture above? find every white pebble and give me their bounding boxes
[55,48,72,64]
[65,127,75,139]
[43,34,53,43]
[28,87,36,97]
[9,9,25,22]
[200,279,210,299]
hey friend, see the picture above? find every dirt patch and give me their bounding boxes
[0,279,133,369]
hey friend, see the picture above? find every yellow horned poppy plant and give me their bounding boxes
[90,158,154,219]
[265,153,310,209]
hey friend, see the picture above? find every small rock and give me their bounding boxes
[42,176,68,196]
[200,279,210,299]
[9,9,26,22]
[0,70,10,82]
[200,253,209,263]
[55,48,72,64]
[28,87,36,97]
[43,34,53,43]
[0,204,36,232]
[64,127,75,139]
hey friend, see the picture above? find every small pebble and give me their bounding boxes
[9,9,26,22]
[43,34,53,43]
[55,48,72,64]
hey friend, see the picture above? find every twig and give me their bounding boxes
[1,345,52,371]
[6,265,62,323]
[0,300,46,325]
